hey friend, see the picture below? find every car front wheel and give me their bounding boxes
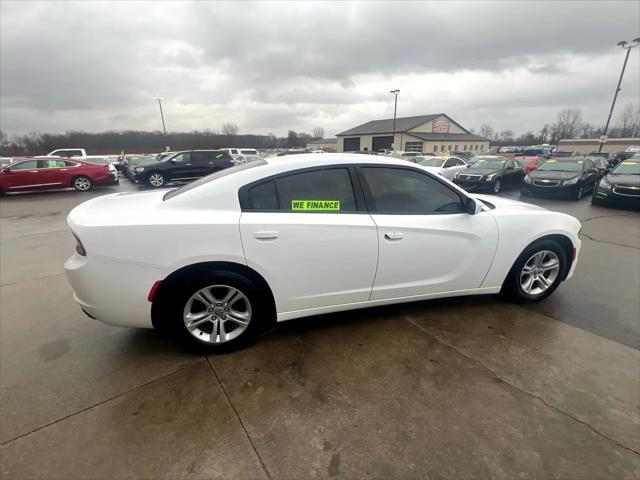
[147,172,165,188]
[503,239,567,303]
[492,179,501,193]
[575,184,583,200]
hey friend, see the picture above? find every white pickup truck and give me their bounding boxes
[46,148,87,158]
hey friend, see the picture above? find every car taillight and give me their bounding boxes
[73,233,86,256]
[148,281,162,302]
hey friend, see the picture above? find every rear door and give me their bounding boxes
[189,151,216,178]
[240,166,378,314]
[358,165,498,300]
[503,159,523,187]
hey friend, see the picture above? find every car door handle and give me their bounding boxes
[185,163,192,166]
[254,231,279,240]
[30,170,39,173]
[384,232,404,241]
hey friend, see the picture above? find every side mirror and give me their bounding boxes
[466,197,483,215]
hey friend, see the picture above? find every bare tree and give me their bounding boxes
[221,123,239,136]
[312,127,325,139]
[615,103,640,138]
[555,108,582,140]
[497,130,515,143]
[479,124,494,140]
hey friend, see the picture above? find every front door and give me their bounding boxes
[240,166,378,314]
[357,165,498,300]
[167,152,195,180]
[4,160,43,190]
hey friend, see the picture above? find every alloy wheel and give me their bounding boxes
[74,177,91,191]
[182,284,252,344]
[149,173,164,187]
[519,250,560,296]
[493,179,501,193]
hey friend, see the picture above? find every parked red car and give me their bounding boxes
[0,157,118,194]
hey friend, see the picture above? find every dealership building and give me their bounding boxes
[336,113,489,153]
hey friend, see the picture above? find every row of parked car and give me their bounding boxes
[414,153,639,207]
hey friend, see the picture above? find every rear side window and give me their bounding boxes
[248,181,278,210]
[276,168,357,212]
[361,167,464,214]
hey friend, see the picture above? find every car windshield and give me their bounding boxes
[419,158,445,167]
[469,158,506,169]
[164,160,267,200]
[611,161,640,175]
[536,160,584,172]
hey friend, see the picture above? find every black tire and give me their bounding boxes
[502,239,567,303]
[158,271,268,353]
[147,171,166,188]
[591,190,601,205]
[72,176,92,191]
[492,179,501,194]
[575,184,583,200]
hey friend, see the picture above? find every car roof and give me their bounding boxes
[263,153,416,169]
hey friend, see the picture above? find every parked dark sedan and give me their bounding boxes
[585,156,610,178]
[592,159,640,208]
[452,156,524,193]
[521,157,599,200]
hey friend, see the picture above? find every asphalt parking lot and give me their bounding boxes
[1,179,639,479]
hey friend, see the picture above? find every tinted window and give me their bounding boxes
[191,152,209,163]
[362,167,464,214]
[249,181,278,210]
[276,168,357,212]
[11,160,39,170]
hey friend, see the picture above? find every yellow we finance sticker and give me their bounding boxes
[291,200,341,211]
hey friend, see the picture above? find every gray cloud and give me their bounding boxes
[1,0,639,137]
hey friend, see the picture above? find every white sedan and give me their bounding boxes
[65,154,581,351]
[417,155,468,179]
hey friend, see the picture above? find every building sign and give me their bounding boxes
[432,119,450,133]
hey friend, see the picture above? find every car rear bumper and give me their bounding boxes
[64,253,163,329]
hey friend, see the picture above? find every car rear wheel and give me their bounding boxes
[493,179,501,193]
[575,185,583,200]
[503,239,567,303]
[147,172,165,188]
[72,176,92,191]
[161,271,265,352]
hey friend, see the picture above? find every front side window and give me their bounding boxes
[361,167,464,214]
[170,152,190,163]
[276,168,357,212]
[11,160,39,170]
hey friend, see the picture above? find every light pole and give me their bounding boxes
[154,96,167,135]
[390,89,400,150]
[599,38,639,152]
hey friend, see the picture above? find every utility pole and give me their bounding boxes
[154,96,167,135]
[599,38,639,152]
[390,89,400,150]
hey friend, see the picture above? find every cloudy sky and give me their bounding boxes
[1,1,639,137]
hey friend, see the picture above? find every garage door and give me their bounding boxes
[343,138,361,152]
[372,136,393,151]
